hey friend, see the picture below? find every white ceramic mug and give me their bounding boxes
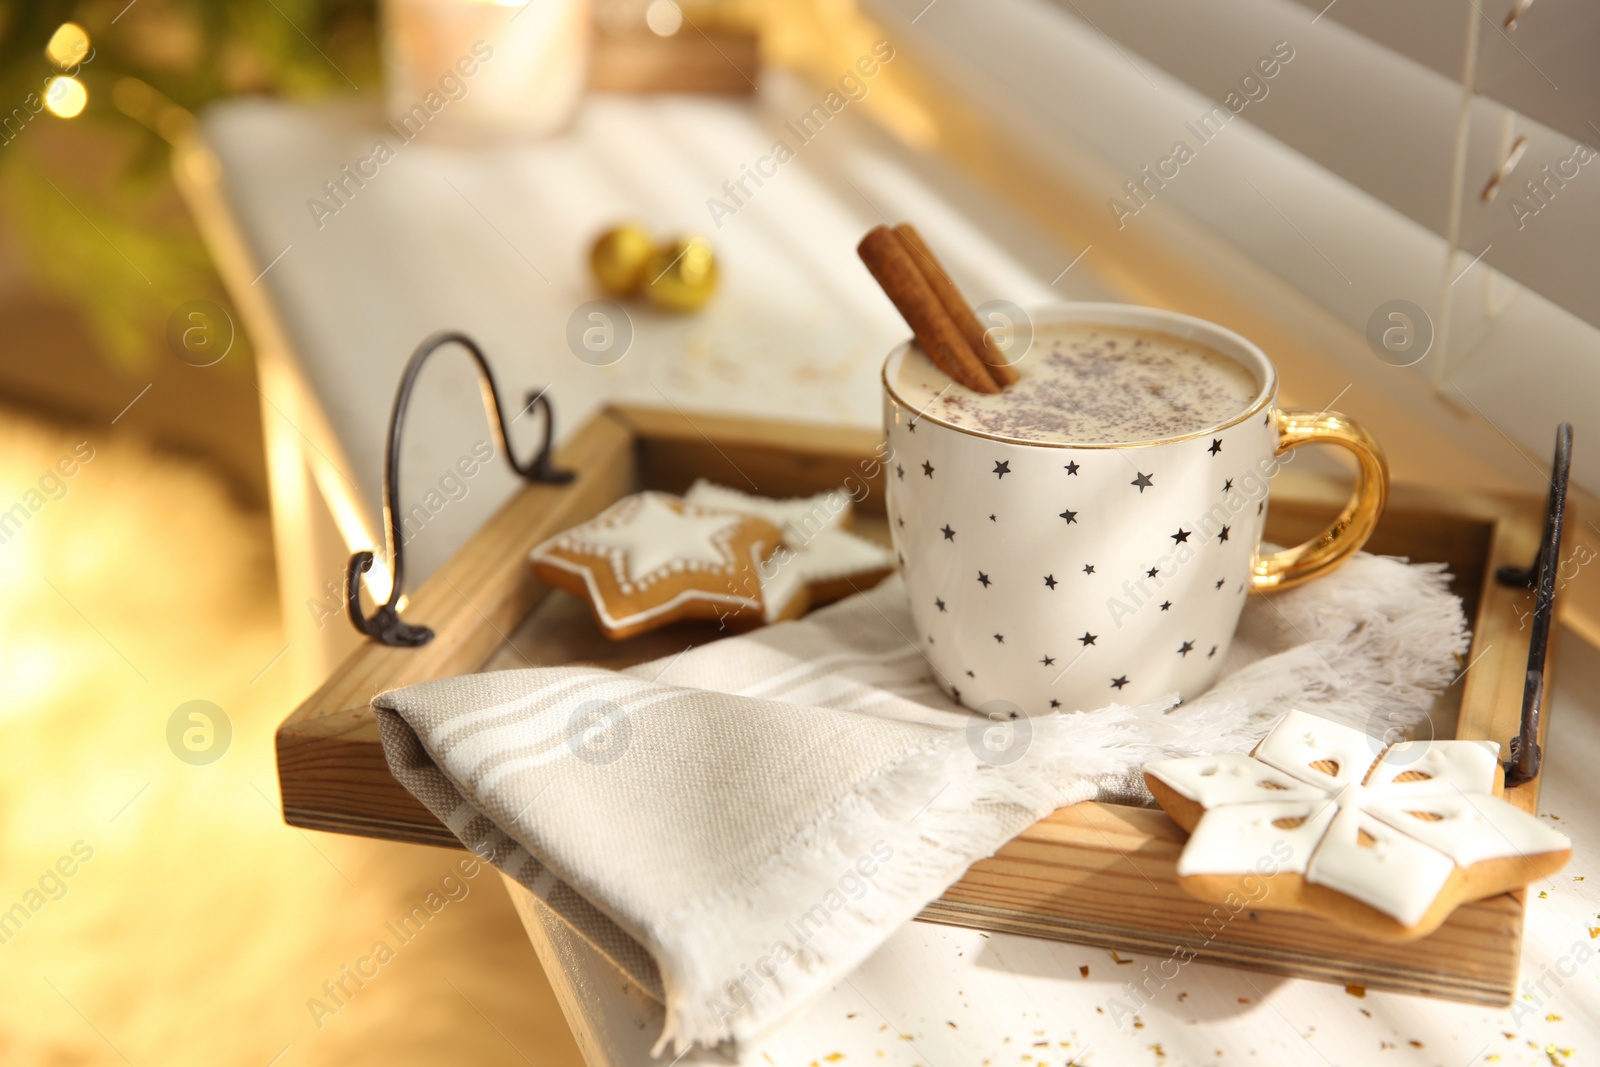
[882,303,1387,716]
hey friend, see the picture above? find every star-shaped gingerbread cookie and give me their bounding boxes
[683,480,895,621]
[531,492,783,639]
[1145,708,1571,941]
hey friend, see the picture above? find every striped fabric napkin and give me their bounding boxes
[374,553,1467,1054]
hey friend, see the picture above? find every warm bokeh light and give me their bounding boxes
[0,409,581,1064]
[45,22,91,69]
[646,0,684,36]
[44,76,88,119]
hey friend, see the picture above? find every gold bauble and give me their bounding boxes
[589,223,656,295]
[643,236,718,312]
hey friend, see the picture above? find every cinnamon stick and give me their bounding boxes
[893,223,1019,387]
[857,225,999,394]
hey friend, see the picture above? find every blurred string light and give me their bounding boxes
[44,77,87,118]
[45,22,91,69]
[42,23,92,119]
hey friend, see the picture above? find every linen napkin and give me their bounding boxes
[374,551,1468,1053]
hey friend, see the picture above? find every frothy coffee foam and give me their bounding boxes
[893,322,1260,444]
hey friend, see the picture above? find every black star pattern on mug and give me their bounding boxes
[1082,564,1095,575]
[989,514,997,522]
[1208,438,1223,455]
[1209,645,1219,657]
[908,419,919,433]
[896,463,905,480]
[1145,566,1159,579]
[978,571,992,587]
[1264,411,1272,425]
[1258,500,1265,515]
[1079,632,1098,646]
[1159,600,1172,611]
[993,460,1011,479]
[1131,472,1154,492]
[1064,460,1080,475]
[1110,675,1130,689]
[1044,574,1058,589]
[1041,655,1056,666]
[896,515,904,528]
[965,670,974,678]
[1059,507,1078,524]
[950,685,960,700]
[1049,698,1062,708]
[1222,478,1233,493]
[922,460,935,477]
[1217,525,1231,544]
[993,633,1005,643]
[1214,577,1226,589]
[1178,640,1195,656]
[941,524,956,541]
[1171,528,1190,543]
[935,597,947,612]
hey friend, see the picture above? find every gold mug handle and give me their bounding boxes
[1251,408,1389,593]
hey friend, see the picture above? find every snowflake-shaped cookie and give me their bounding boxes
[1145,708,1571,941]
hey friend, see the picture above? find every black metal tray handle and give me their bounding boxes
[346,331,574,647]
[1493,422,1572,785]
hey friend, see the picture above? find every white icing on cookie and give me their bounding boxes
[574,493,746,582]
[1364,738,1499,794]
[1252,708,1377,791]
[792,527,896,583]
[1304,806,1456,927]
[685,480,852,536]
[1362,788,1572,869]
[1144,752,1326,807]
[1177,798,1334,877]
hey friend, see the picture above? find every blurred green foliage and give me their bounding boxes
[0,0,380,370]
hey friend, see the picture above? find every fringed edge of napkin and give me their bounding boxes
[650,699,1174,1053]
[1193,554,1472,741]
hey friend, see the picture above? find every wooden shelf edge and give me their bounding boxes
[283,807,461,850]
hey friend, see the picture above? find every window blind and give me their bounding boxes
[1281,0,1597,149]
[1031,0,1600,332]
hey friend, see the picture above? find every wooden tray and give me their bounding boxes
[276,404,1556,1006]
